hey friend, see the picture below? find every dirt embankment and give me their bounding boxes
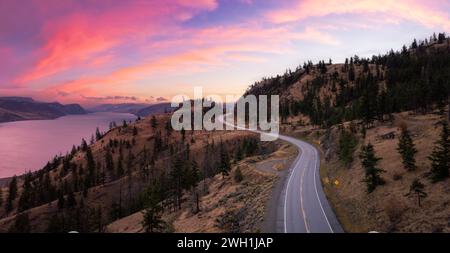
[286,111,450,233]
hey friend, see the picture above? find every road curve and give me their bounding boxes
[218,115,343,233]
[275,134,344,233]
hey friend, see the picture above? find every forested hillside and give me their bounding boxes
[0,113,264,232]
[246,33,450,128]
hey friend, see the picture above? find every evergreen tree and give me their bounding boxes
[165,120,173,136]
[180,128,186,143]
[150,115,158,129]
[397,125,418,171]
[219,142,231,178]
[405,178,427,207]
[17,172,33,212]
[81,138,88,152]
[360,143,385,193]
[428,121,450,182]
[141,186,165,233]
[90,134,95,145]
[5,176,18,212]
[170,157,185,210]
[8,176,18,200]
[235,145,243,162]
[117,153,125,177]
[188,160,200,190]
[338,129,357,167]
[46,214,64,233]
[105,149,114,171]
[67,191,77,208]
[85,147,96,187]
[95,127,102,141]
[57,192,65,210]
[8,212,31,233]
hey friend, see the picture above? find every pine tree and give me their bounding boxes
[219,141,231,178]
[165,120,173,136]
[81,138,88,152]
[117,153,125,177]
[150,115,158,129]
[90,134,95,145]
[360,143,385,193]
[428,121,450,182]
[170,157,185,210]
[405,178,427,207]
[180,128,186,143]
[141,186,165,233]
[5,176,18,212]
[95,127,102,141]
[67,191,77,208]
[105,149,114,171]
[85,147,96,187]
[338,129,357,167]
[8,176,18,200]
[235,145,243,162]
[188,160,200,190]
[46,214,64,233]
[397,125,418,171]
[8,212,31,233]
[57,192,65,210]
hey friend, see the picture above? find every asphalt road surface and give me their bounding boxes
[218,115,343,233]
[274,134,344,233]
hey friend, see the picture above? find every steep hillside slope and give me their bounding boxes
[245,33,450,233]
[0,112,268,232]
[246,35,450,127]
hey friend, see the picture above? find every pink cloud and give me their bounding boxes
[3,0,448,105]
[15,0,219,84]
[267,0,450,31]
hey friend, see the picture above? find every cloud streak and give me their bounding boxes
[0,0,448,104]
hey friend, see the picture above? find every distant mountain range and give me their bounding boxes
[88,103,151,114]
[90,102,175,117]
[0,97,86,123]
[135,102,175,117]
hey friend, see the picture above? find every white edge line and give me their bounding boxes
[312,147,334,233]
[219,115,328,233]
[283,151,300,233]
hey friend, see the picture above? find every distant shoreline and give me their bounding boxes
[0,112,137,179]
[0,176,12,187]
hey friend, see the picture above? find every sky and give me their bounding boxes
[0,0,449,106]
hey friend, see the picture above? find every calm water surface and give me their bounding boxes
[0,112,136,178]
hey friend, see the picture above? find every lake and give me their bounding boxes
[0,112,137,178]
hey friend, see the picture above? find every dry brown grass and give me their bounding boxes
[286,110,450,233]
[106,142,296,233]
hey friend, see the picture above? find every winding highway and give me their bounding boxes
[219,115,344,233]
[274,134,344,233]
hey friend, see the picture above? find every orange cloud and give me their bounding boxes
[16,0,220,84]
